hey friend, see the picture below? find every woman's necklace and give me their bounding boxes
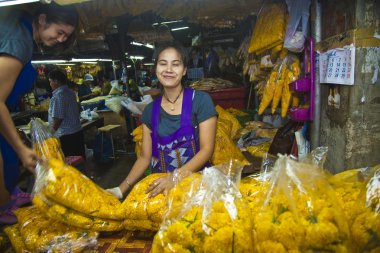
[164,87,183,111]
[36,42,44,54]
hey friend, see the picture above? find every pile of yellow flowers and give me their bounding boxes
[212,106,250,166]
[226,108,248,117]
[152,167,254,253]
[242,156,350,252]
[329,166,380,253]
[33,137,65,161]
[33,158,124,231]
[216,105,241,139]
[4,206,98,252]
[122,173,167,231]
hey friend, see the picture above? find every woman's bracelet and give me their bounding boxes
[126,180,132,188]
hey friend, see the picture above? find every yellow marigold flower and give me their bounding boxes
[258,240,286,253]
[205,211,232,231]
[273,211,305,250]
[163,243,191,253]
[304,222,340,249]
[254,212,275,243]
[165,222,193,248]
[351,211,380,252]
[189,220,204,252]
[203,226,233,253]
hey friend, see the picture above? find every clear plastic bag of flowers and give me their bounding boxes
[329,164,380,252]
[121,169,202,231]
[30,118,64,161]
[239,153,277,214]
[8,206,98,252]
[33,159,124,221]
[152,160,254,253]
[253,154,350,253]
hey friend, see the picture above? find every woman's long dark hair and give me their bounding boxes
[34,2,79,54]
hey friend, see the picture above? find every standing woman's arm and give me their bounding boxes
[118,124,153,194]
[0,55,37,172]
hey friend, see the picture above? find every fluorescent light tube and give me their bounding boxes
[171,26,189,31]
[32,60,67,64]
[131,41,143,46]
[0,0,39,7]
[70,58,99,62]
[129,56,145,60]
[145,43,154,49]
[131,41,154,49]
[152,20,182,26]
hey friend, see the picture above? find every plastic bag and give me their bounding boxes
[258,54,301,117]
[9,206,98,252]
[284,0,311,52]
[121,173,168,231]
[121,95,153,115]
[33,159,124,221]
[152,162,254,253]
[32,194,123,232]
[252,155,350,252]
[80,108,99,121]
[122,171,201,231]
[30,118,64,161]
[3,224,26,253]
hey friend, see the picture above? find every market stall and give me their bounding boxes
[2,0,380,252]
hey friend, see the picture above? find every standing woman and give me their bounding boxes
[0,3,78,223]
[108,42,218,199]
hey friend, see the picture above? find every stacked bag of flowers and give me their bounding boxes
[241,153,350,252]
[152,162,254,253]
[32,159,124,232]
[122,171,202,231]
[4,206,98,252]
[329,165,380,252]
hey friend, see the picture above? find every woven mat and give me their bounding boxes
[95,231,155,253]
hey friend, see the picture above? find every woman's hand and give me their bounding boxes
[17,145,38,175]
[146,175,172,198]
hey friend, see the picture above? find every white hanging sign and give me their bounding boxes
[319,44,355,85]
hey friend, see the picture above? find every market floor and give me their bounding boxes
[82,144,137,190]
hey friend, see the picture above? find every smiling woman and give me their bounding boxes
[0,2,78,224]
[106,42,218,199]
[33,2,79,53]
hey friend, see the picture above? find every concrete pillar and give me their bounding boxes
[319,0,380,173]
